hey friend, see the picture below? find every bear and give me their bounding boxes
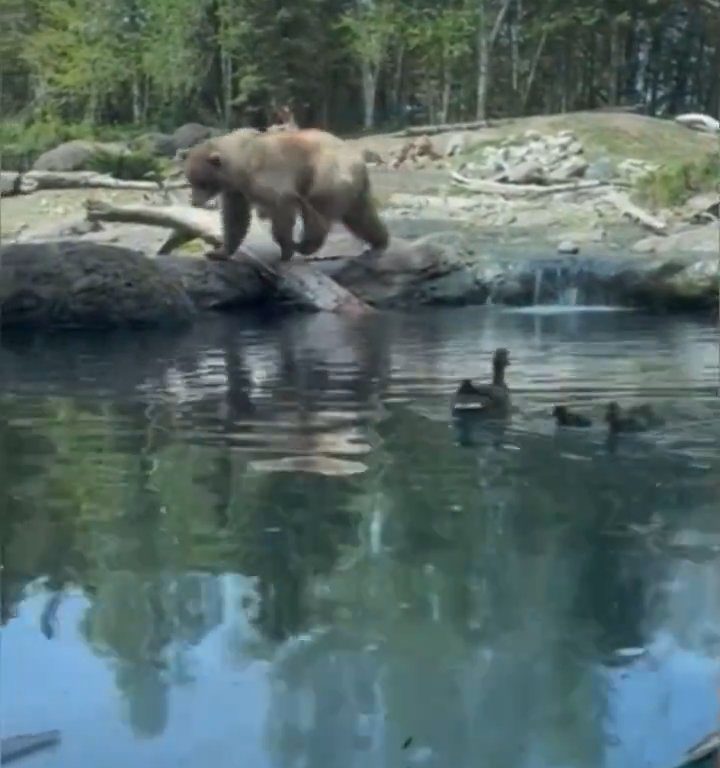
[183,128,389,262]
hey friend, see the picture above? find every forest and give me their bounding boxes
[1,0,719,142]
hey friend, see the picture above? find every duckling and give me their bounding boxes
[552,405,592,428]
[452,348,511,417]
[605,401,656,434]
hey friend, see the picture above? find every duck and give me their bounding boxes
[452,348,511,417]
[605,401,663,434]
[552,405,592,428]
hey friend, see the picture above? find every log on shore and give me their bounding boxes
[85,199,222,247]
[390,120,489,138]
[604,190,668,235]
[0,169,188,197]
[450,171,613,197]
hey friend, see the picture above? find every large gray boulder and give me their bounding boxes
[0,241,195,329]
[172,123,214,151]
[32,140,128,172]
[131,132,177,157]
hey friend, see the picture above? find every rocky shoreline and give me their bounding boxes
[1,225,717,330]
[1,117,717,329]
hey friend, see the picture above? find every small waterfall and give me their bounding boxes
[529,262,584,307]
[369,503,384,556]
[559,285,579,306]
[533,268,544,304]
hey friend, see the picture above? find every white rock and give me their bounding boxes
[557,239,580,254]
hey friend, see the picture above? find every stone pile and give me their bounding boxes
[457,129,659,186]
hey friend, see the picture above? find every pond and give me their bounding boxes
[2,306,719,768]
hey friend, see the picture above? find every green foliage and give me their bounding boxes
[0,116,149,169]
[87,148,163,180]
[338,0,399,67]
[634,153,720,208]
[0,118,93,153]
[2,0,719,134]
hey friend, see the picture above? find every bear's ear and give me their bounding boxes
[208,151,222,167]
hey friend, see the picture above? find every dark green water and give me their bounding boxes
[2,307,719,768]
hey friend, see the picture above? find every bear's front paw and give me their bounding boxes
[205,248,231,261]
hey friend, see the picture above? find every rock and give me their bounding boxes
[586,157,616,181]
[0,241,196,329]
[547,133,577,152]
[131,132,177,157]
[32,140,128,172]
[567,141,584,155]
[632,222,719,255]
[172,123,214,151]
[473,249,718,311]
[0,171,20,196]
[557,239,580,254]
[547,156,589,182]
[505,161,546,184]
[557,228,606,244]
[444,132,471,157]
[683,192,719,221]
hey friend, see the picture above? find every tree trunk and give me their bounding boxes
[521,28,547,111]
[440,57,452,123]
[390,44,405,118]
[608,18,620,105]
[475,0,513,120]
[360,60,377,129]
[220,48,233,128]
[476,0,488,119]
[510,0,521,94]
[131,73,142,124]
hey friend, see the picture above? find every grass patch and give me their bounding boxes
[634,153,720,208]
[87,148,164,180]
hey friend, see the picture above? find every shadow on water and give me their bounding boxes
[1,307,719,768]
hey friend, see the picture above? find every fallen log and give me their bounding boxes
[84,199,375,314]
[85,199,222,247]
[604,190,668,235]
[390,120,489,138]
[1,169,188,197]
[674,112,720,134]
[1,730,61,764]
[450,171,612,197]
[242,251,375,315]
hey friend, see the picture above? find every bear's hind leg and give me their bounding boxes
[341,193,389,254]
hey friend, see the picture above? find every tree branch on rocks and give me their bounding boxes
[0,170,188,198]
[603,190,668,235]
[450,171,613,197]
[85,199,222,246]
[389,120,489,138]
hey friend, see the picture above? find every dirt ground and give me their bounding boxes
[2,110,715,242]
